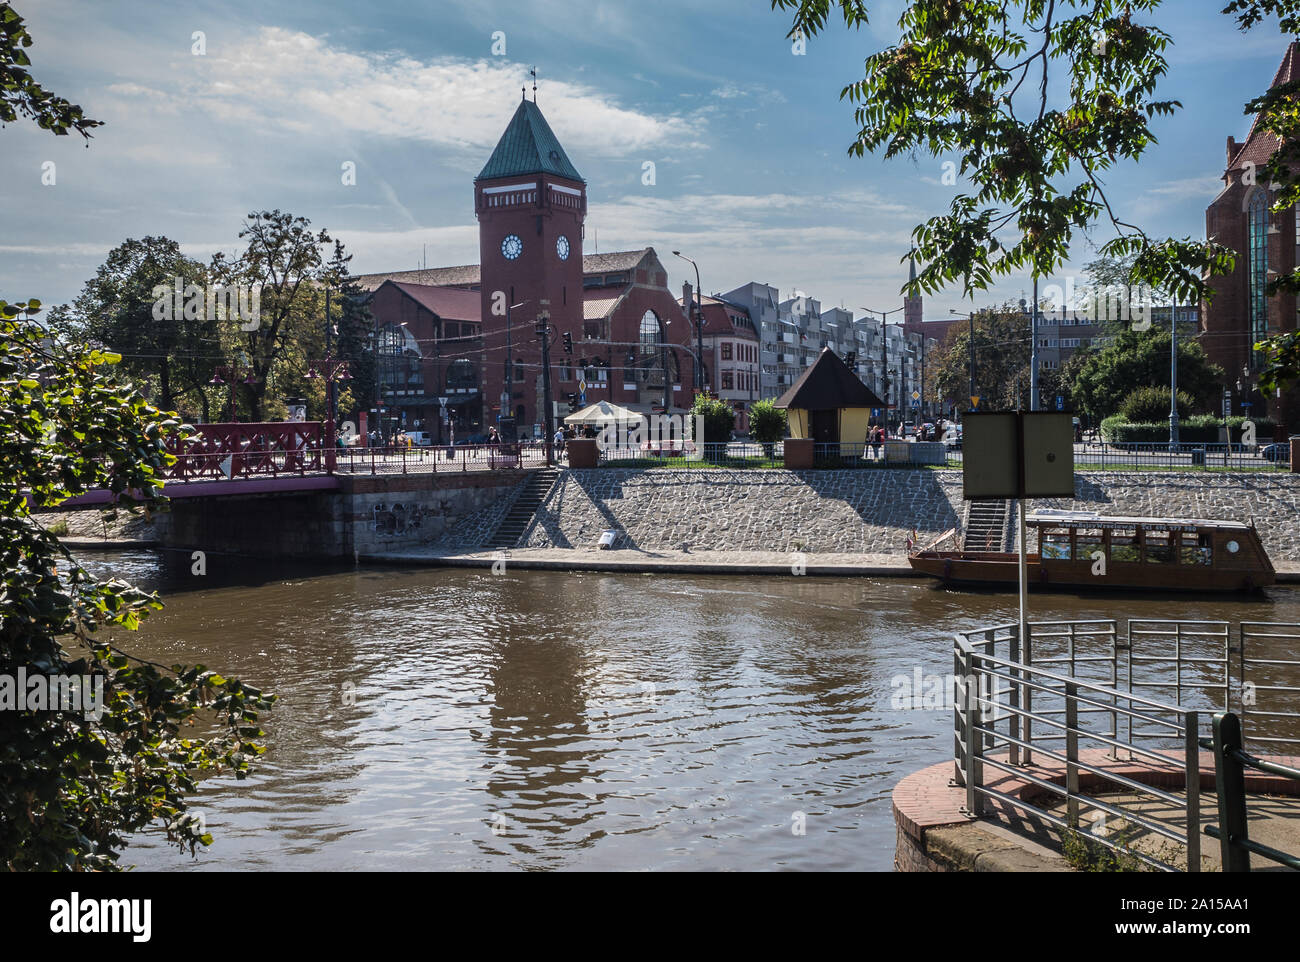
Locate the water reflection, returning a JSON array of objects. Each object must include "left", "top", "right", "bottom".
[{"left": 74, "top": 549, "right": 1300, "bottom": 871}]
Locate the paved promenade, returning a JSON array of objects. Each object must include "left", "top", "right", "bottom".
[{"left": 364, "top": 545, "right": 1300, "bottom": 580}]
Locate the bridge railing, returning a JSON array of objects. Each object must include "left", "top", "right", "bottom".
[{"left": 164, "top": 422, "right": 323, "bottom": 479}]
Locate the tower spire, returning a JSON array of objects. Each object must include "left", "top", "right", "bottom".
[{"left": 530, "top": 65, "right": 537, "bottom": 102}]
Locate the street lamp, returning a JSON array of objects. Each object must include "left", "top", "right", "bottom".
[
  {"left": 862, "top": 305, "right": 906, "bottom": 430},
  {"left": 950, "top": 309, "right": 975, "bottom": 412},
  {"left": 672, "top": 250, "right": 706, "bottom": 391}
]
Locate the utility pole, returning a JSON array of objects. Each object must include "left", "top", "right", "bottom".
[
  {"left": 1169, "top": 297, "right": 1180, "bottom": 452},
  {"left": 1029, "top": 278, "right": 1040, "bottom": 411},
  {"left": 536, "top": 301, "right": 554, "bottom": 464}
]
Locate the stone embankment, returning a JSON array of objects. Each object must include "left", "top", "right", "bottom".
[{"left": 518, "top": 469, "right": 1300, "bottom": 563}]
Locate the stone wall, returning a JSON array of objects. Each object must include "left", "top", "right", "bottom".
[
  {"left": 521, "top": 469, "right": 965, "bottom": 554},
  {"left": 155, "top": 471, "right": 527, "bottom": 560},
  {"left": 517, "top": 469, "right": 1300, "bottom": 562}
]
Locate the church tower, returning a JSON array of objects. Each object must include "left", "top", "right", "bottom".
[
  {"left": 475, "top": 94, "right": 587, "bottom": 433},
  {"left": 903, "top": 250, "right": 924, "bottom": 336}
]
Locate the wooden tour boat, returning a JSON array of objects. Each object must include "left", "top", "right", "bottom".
[{"left": 908, "top": 511, "right": 1275, "bottom": 592}]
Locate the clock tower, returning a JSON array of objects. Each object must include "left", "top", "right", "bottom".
[{"left": 475, "top": 95, "right": 587, "bottom": 433}]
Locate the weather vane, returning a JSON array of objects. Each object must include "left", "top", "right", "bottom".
[{"left": 530, "top": 65, "right": 537, "bottom": 102}]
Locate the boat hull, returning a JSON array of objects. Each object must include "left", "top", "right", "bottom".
[{"left": 908, "top": 551, "right": 1272, "bottom": 593}]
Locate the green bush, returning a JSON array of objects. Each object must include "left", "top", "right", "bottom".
[
  {"left": 690, "top": 393, "right": 736, "bottom": 443},
  {"left": 1101, "top": 414, "right": 1277, "bottom": 446},
  {"left": 1118, "top": 386, "right": 1194, "bottom": 423},
  {"left": 748, "top": 399, "right": 787, "bottom": 449}
]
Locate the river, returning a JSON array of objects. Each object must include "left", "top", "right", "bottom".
[{"left": 78, "top": 549, "right": 1300, "bottom": 871}]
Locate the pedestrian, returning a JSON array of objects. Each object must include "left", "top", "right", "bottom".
[{"left": 553, "top": 426, "right": 565, "bottom": 461}]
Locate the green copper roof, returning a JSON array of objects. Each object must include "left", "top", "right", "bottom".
[{"left": 477, "top": 98, "right": 584, "bottom": 183}]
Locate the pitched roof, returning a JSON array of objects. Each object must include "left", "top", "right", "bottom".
[
  {"left": 353, "top": 265, "right": 481, "bottom": 292},
  {"left": 477, "top": 98, "right": 584, "bottom": 183},
  {"left": 582, "top": 249, "right": 649, "bottom": 273},
  {"left": 1228, "top": 41, "right": 1300, "bottom": 172},
  {"left": 774, "top": 348, "right": 885, "bottom": 410},
  {"left": 387, "top": 282, "right": 481, "bottom": 322},
  {"left": 352, "top": 250, "right": 654, "bottom": 293}
]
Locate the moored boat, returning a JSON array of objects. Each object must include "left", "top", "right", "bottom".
[{"left": 908, "top": 511, "right": 1275, "bottom": 592}]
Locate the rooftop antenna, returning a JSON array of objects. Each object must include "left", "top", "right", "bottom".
[{"left": 530, "top": 65, "right": 537, "bottom": 102}]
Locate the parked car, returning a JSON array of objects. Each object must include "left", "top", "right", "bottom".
[
  {"left": 1262, "top": 436, "right": 1298, "bottom": 462},
  {"left": 404, "top": 431, "right": 435, "bottom": 447}
]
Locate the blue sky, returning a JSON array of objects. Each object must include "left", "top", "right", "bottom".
[{"left": 1, "top": 0, "right": 1293, "bottom": 317}]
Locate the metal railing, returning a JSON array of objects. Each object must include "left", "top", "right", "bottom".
[
  {"left": 596, "top": 441, "right": 783, "bottom": 468},
  {"left": 953, "top": 619, "right": 1300, "bottom": 872},
  {"left": 955, "top": 623, "right": 1203, "bottom": 872},
  {"left": 1204, "top": 711, "right": 1300, "bottom": 872},
  {"left": 1078, "top": 440, "right": 1290, "bottom": 472},
  {"left": 330, "top": 442, "right": 551, "bottom": 475},
  {"left": 1239, "top": 622, "right": 1300, "bottom": 748}
]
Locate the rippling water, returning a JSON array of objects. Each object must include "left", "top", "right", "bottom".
[{"left": 77, "top": 549, "right": 1300, "bottom": 871}]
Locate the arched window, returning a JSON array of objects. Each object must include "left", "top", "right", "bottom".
[
  {"left": 640, "top": 310, "right": 660, "bottom": 355},
  {"left": 1248, "top": 190, "right": 1270, "bottom": 370}
]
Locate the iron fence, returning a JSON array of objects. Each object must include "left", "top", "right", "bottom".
[
  {"left": 330, "top": 442, "right": 551, "bottom": 475},
  {"left": 953, "top": 619, "right": 1300, "bottom": 872},
  {"left": 1077, "top": 440, "right": 1290, "bottom": 472}
]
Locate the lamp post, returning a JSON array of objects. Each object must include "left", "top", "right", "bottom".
[
  {"left": 307, "top": 356, "right": 351, "bottom": 472},
  {"left": 862, "top": 305, "right": 906, "bottom": 431},
  {"left": 1169, "top": 298, "right": 1180, "bottom": 452},
  {"left": 672, "top": 250, "right": 705, "bottom": 391},
  {"left": 535, "top": 301, "right": 554, "bottom": 464},
  {"left": 209, "top": 352, "right": 258, "bottom": 422}
]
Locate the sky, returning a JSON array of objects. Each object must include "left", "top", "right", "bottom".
[{"left": 1, "top": 0, "right": 1295, "bottom": 318}]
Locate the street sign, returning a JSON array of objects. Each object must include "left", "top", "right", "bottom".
[
  {"left": 970, "top": 395, "right": 980, "bottom": 410},
  {"left": 1223, "top": 390, "right": 1232, "bottom": 419},
  {"left": 1055, "top": 395, "right": 1064, "bottom": 411},
  {"left": 579, "top": 391, "right": 587, "bottom": 406},
  {"left": 578, "top": 378, "right": 588, "bottom": 394},
  {"left": 438, "top": 396, "right": 448, "bottom": 408},
  {"left": 911, "top": 391, "right": 920, "bottom": 401},
  {"left": 911, "top": 398, "right": 920, "bottom": 408}
]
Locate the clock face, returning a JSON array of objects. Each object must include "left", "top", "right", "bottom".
[
  {"left": 556, "top": 235, "right": 570, "bottom": 260},
  {"left": 501, "top": 234, "right": 523, "bottom": 260}
]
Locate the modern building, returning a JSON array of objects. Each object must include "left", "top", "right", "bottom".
[
  {"left": 719, "top": 282, "right": 782, "bottom": 399},
  {"left": 1203, "top": 40, "right": 1300, "bottom": 430}
]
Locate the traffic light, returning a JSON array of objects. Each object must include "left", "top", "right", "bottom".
[
  {"left": 567, "top": 392, "right": 578, "bottom": 412},
  {"left": 562, "top": 331, "right": 573, "bottom": 355}
]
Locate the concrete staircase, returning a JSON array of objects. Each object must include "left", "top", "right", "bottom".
[
  {"left": 485, "top": 468, "right": 560, "bottom": 549},
  {"left": 963, "top": 500, "right": 1010, "bottom": 552}
]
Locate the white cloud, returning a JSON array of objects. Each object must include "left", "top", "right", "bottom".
[{"left": 101, "top": 27, "right": 700, "bottom": 159}]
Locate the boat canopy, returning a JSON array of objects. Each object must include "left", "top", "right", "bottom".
[{"left": 1026, "top": 512, "right": 1251, "bottom": 532}]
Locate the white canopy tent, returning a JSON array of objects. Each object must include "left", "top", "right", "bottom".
[{"left": 563, "top": 400, "right": 647, "bottom": 427}]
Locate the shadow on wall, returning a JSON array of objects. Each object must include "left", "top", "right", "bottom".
[{"left": 796, "top": 470, "right": 963, "bottom": 541}]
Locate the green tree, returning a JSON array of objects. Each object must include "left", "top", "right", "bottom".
[
  {"left": 928, "top": 305, "right": 1032, "bottom": 411},
  {"left": 0, "top": 300, "right": 274, "bottom": 870},
  {"left": 1068, "top": 328, "right": 1223, "bottom": 422},
  {"left": 691, "top": 393, "right": 736, "bottom": 442},
  {"left": 748, "top": 398, "right": 788, "bottom": 454},
  {"left": 1, "top": 3, "right": 102, "bottom": 138},
  {"left": 51, "top": 237, "right": 221, "bottom": 420},
  {"left": 211, "top": 210, "right": 339, "bottom": 420},
  {"left": 774, "top": 0, "right": 1235, "bottom": 304}
]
